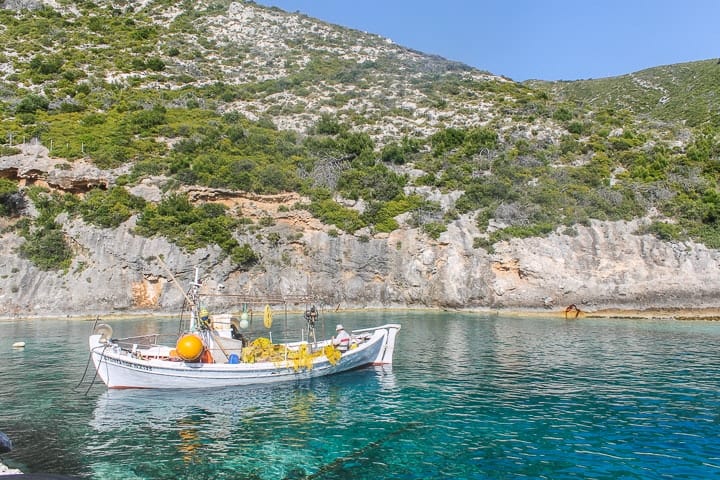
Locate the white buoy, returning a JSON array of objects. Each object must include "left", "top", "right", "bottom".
[{"left": 12, "top": 342, "right": 25, "bottom": 348}]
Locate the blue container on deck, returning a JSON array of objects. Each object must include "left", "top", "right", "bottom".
[{"left": 228, "top": 353, "right": 239, "bottom": 364}]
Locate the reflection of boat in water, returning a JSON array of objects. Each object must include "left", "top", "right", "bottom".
[
  {"left": 88, "top": 384, "right": 320, "bottom": 471},
  {"left": 91, "top": 366, "right": 397, "bottom": 433},
  {"left": 88, "top": 366, "right": 399, "bottom": 476},
  {"left": 90, "top": 385, "right": 288, "bottom": 432},
  {"left": 89, "top": 269, "right": 401, "bottom": 389}
]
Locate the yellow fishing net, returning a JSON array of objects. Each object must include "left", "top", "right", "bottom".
[
  {"left": 240, "top": 337, "right": 342, "bottom": 370},
  {"left": 323, "top": 344, "right": 342, "bottom": 365},
  {"left": 288, "top": 343, "right": 313, "bottom": 371}
]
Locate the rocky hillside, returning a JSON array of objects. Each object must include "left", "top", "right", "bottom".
[
  {"left": 532, "top": 59, "right": 720, "bottom": 128},
  {"left": 1, "top": 0, "right": 719, "bottom": 317}
]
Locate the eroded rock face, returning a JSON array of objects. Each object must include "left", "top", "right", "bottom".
[
  {"left": 1, "top": 213, "right": 719, "bottom": 317},
  {"left": 488, "top": 219, "right": 720, "bottom": 310},
  {"left": 0, "top": 144, "right": 126, "bottom": 193}
]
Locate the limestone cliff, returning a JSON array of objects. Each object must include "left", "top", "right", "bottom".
[{"left": 1, "top": 204, "right": 718, "bottom": 318}]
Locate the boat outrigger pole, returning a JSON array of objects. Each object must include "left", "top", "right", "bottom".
[{"left": 157, "top": 258, "right": 202, "bottom": 331}]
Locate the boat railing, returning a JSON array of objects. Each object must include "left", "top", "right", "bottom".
[
  {"left": 115, "top": 334, "right": 172, "bottom": 351},
  {"left": 351, "top": 323, "right": 401, "bottom": 334}
]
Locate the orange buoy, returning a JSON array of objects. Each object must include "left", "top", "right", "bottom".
[{"left": 176, "top": 334, "right": 204, "bottom": 361}]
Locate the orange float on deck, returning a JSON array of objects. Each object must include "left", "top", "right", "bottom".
[
  {"left": 176, "top": 334, "right": 204, "bottom": 361},
  {"left": 200, "top": 349, "right": 214, "bottom": 364}
]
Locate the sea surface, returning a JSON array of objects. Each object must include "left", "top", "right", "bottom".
[{"left": 1, "top": 311, "right": 720, "bottom": 479}]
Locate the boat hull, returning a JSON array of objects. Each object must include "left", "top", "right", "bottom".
[{"left": 90, "top": 324, "right": 400, "bottom": 389}]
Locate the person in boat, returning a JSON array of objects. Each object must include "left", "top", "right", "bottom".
[
  {"left": 333, "top": 324, "right": 351, "bottom": 353},
  {"left": 230, "top": 323, "right": 248, "bottom": 347}
]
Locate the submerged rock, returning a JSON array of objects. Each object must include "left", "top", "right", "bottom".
[{"left": 0, "top": 431, "right": 12, "bottom": 453}]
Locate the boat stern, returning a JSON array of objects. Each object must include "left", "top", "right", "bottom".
[{"left": 352, "top": 324, "right": 401, "bottom": 365}]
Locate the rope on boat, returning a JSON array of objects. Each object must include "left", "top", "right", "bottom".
[
  {"left": 84, "top": 344, "right": 107, "bottom": 396},
  {"left": 75, "top": 316, "right": 103, "bottom": 395},
  {"left": 74, "top": 349, "right": 95, "bottom": 392}
]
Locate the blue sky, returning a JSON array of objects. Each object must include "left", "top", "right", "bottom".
[{"left": 254, "top": 0, "right": 720, "bottom": 81}]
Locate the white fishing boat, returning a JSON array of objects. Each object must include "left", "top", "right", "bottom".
[{"left": 88, "top": 269, "right": 401, "bottom": 389}]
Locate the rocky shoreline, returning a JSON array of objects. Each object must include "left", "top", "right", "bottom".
[
  {"left": 459, "top": 307, "right": 720, "bottom": 321},
  {"left": 3, "top": 306, "right": 720, "bottom": 323}
]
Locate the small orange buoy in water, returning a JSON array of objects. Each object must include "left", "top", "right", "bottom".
[
  {"left": 176, "top": 335, "right": 204, "bottom": 361},
  {"left": 564, "top": 304, "right": 582, "bottom": 319}
]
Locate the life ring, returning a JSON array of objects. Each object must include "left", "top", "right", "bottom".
[{"left": 263, "top": 304, "right": 272, "bottom": 329}]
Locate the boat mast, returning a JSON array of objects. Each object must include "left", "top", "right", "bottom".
[{"left": 189, "top": 267, "right": 201, "bottom": 331}]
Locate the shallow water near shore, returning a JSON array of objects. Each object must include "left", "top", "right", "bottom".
[{"left": 1, "top": 311, "right": 720, "bottom": 479}]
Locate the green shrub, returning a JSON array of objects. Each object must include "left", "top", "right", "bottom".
[
  {"left": 430, "top": 127, "right": 465, "bottom": 156},
  {"left": 145, "top": 57, "right": 166, "bottom": 71},
  {"left": 308, "top": 197, "right": 365, "bottom": 233},
  {"left": 29, "top": 54, "right": 64, "bottom": 75},
  {"left": 18, "top": 226, "right": 72, "bottom": 271},
  {"left": 0, "top": 178, "right": 20, "bottom": 216},
  {"left": 128, "top": 105, "right": 167, "bottom": 132},
  {"left": 463, "top": 127, "right": 498, "bottom": 153},
  {"left": 422, "top": 222, "right": 447, "bottom": 240},
  {"left": 473, "top": 236, "right": 495, "bottom": 253},
  {"left": 552, "top": 107, "right": 573, "bottom": 122},
  {"left": 230, "top": 243, "right": 260, "bottom": 270},
  {"left": 455, "top": 177, "right": 516, "bottom": 213},
  {"left": 337, "top": 164, "right": 406, "bottom": 202},
  {"left": 135, "top": 194, "right": 262, "bottom": 266},
  {"left": 362, "top": 195, "right": 422, "bottom": 233},
  {"left": 314, "top": 114, "right": 343, "bottom": 135},
  {"left": 338, "top": 131, "right": 374, "bottom": 156},
  {"left": 380, "top": 143, "right": 405, "bottom": 165},
  {"left": 0, "top": 145, "right": 21, "bottom": 156},
  {"left": 136, "top": 194, "right": 224, "bottom": 250},
  {"left": 489, "top": 222, "right": 555, "bottom": 244},
  {"left": 567, "top": 121, "right": 585, "bottom": 135},
  {"left": 16, "top": 94, "right": 49, "bottom": 113},
  {"left": 25, "top": 187, "right": 79, "bottom": 224},
  {"left": 641, "top": 221, "right": 682, "bottom": 241},
  {"left": 16, "top": 188, "right": 76, "bottom": 270},
  {"left": 79, "top": 187, "right": 146, "bottom": 228}
]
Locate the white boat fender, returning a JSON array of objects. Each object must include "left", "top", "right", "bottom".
[{"left": 12, "top": 341, "right": 25, "bottom": 349}]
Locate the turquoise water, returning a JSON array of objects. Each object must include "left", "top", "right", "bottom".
[{"left": 1, "top": 312, "right": 720, "bottom": 479}]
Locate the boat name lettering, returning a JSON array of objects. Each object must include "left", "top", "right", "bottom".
[{"left": 107, "top": 356, "right": 153, "bottom": 371}]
